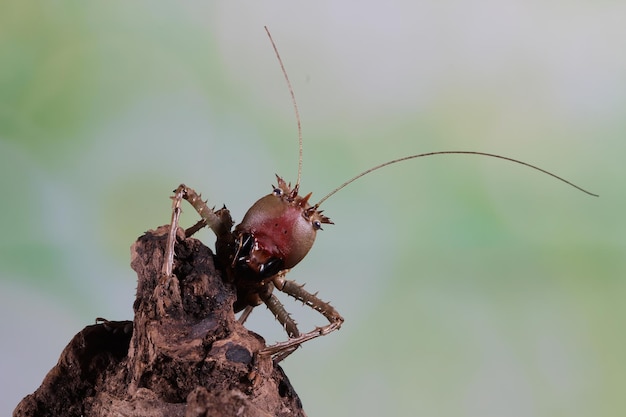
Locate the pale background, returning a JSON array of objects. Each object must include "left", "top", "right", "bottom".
[{"left": 1, "top": 2, "right": 623, "bottom": 416}]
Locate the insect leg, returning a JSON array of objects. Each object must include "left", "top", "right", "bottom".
[
  {"left": 184, "top": 218, "right": 207, "bottom": 237},
  {"left": 260, "top": 275, "right": 344, "bottom": 360},
  {"left": 161, "top": 186, "right": 185, "bottom": 280},
  {"left": 261, "top": 289, "right": 301, "bottom": 339},
  {"left": 174, "top": 184, "right": 234, "bottom": 241},
  {"left": 237, "top": 305, "right": 255, "bottom": 325},
  {"left": 173, "top": 184, "right": 236, "bottom": 261},
  {"left": 259, "top": 283, "right": 302, "bottom": 362}
]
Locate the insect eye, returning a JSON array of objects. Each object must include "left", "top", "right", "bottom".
[
  {"left": 312, "top": 220, "right": 322, "bottom": 231},
  {"left": 273, "top": 188, "right": 283, "bottom": 196}
]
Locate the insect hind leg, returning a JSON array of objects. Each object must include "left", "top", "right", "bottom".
[{"left": 260, "top": 274, "right": 344, "bottom": 361}]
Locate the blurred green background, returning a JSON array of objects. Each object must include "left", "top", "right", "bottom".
[{"left": 1, "top": 2, "right": 623, "bottom": 416}]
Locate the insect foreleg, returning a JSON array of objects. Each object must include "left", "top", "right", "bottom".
[
  {"left": 260, "top": 275, "right": 344, "bottom": 361},
  {"left": 162, "top": 185, "right": 236, "bottom": 285},
  {"left": 171, "top": 184, "right": 236, "bottom": 266},
  {"left": 175, "top": 184, "right": 234, "bottom": 240},
  {"left": 162, "top": 186, "right": 185, "bottom": 280}
]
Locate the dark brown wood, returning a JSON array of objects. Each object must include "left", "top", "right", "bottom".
[{"left": 14, "top": 226, "right": 305, "bottom": 417}]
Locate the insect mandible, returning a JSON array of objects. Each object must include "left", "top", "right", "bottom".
[{"left": 161, "top": 27, "right": 597, "bottom": 362}]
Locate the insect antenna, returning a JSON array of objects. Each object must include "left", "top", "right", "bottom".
[
  {"left": 262, "top": 30, "right": 597, "bottom": 208},
  {"left": 314, "top": 151, "right": 598, "bottom": 208},
  {"left": 265, "top": 26, "right": 303, "bottom": 194}
]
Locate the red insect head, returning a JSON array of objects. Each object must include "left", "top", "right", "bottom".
[{"left": 233, "top": 175, "right": 332, "bottom": 278}]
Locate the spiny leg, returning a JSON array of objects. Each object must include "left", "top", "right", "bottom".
[
  {"left": 259, "top": 285, "right": 301, "bottom": 362},
  {"left": 262, "top": 290, "right": 300, "bottom": 339},
  {"left": 174, "top": 184, "right": 235, "bottom": 263},
  {"left": 161, "top": 186, "right": 185, "bottom": 281},
  {"left": 163, "top": 184, "right": 233, "bottom": 281},
  {"left": 260, "top": 275, "right": 344, "bottom": 361},
  {"left": 177, "top": 184, "right": 233, "bottom": 240}
]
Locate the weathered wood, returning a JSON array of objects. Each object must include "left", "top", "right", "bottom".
[{"left": 14, "top": 226, "right": 305, "bottom": 417}]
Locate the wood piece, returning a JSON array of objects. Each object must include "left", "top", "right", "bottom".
[{"left": 14, "top": 226, "right": 305, "bottom": 417}]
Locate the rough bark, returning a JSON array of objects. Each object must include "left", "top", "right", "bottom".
[{"left": 14, "top": 226, "right": 305, "bottom": 417}]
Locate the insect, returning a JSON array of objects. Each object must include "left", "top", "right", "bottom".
[{"left": 160, "top": 27, "right": 597, "bottom": 362}]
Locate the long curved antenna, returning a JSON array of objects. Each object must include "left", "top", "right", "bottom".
[
  {"left": 265, "top": 26, "right": 303, "bottom": 191},
  {"left": 315, "top": 151, "right": 598, "bottom": 207}
]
